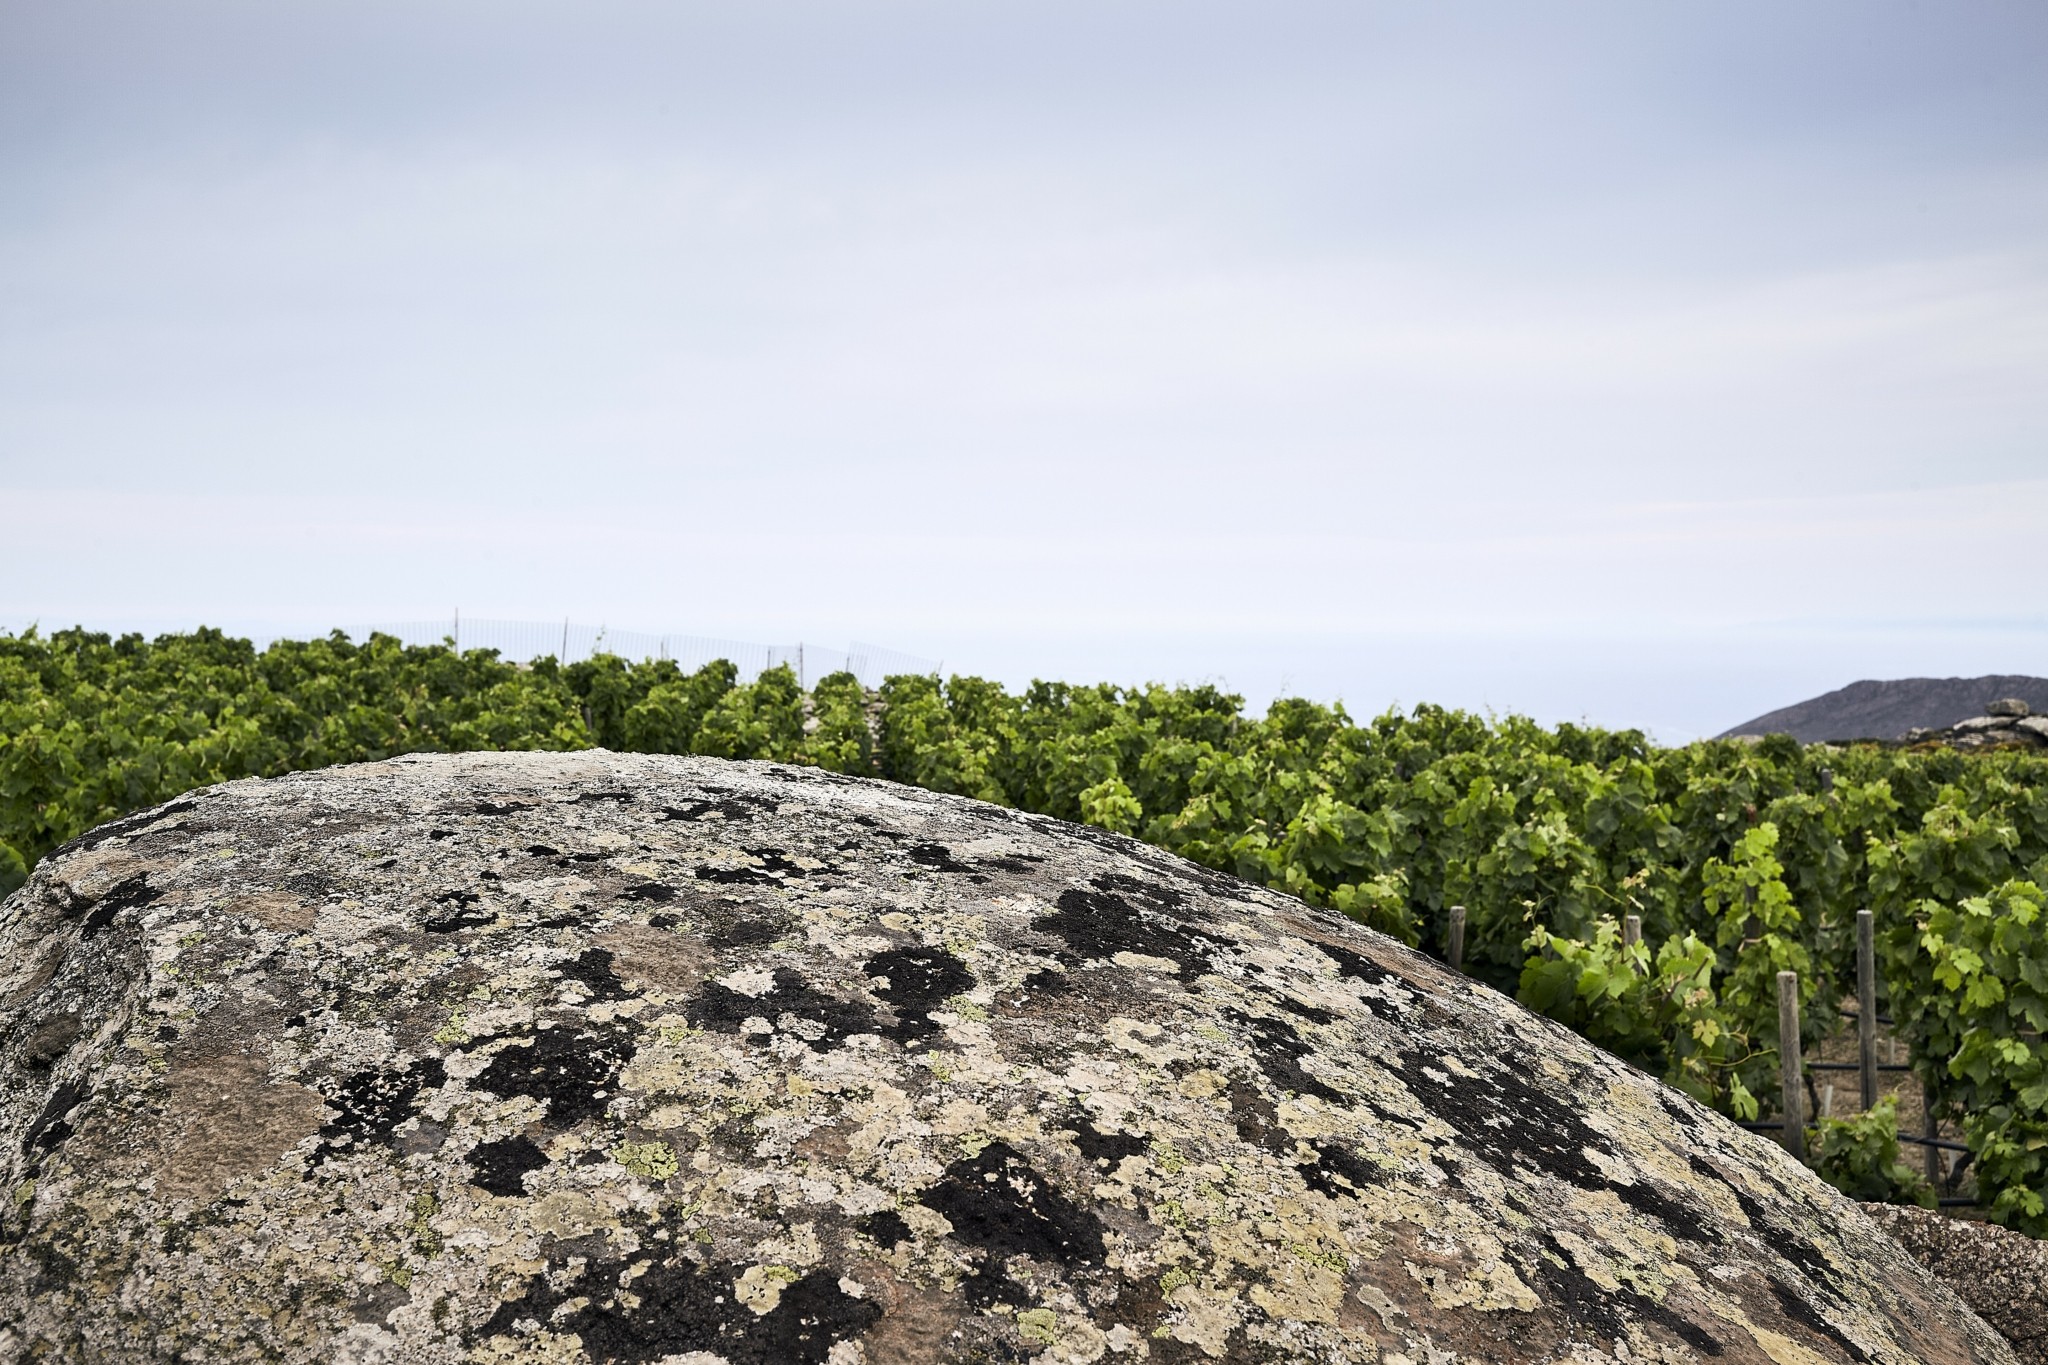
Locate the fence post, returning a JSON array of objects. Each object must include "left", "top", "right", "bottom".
[
  {"left": 1924, "top": 1091, "right": 1940, "bottom": 1185},
  {"left": 1819, "top": 766, "right": 1834, "bottom": 797},
  {"left": 1856, "top": 910, "right": 1878, "bottom": 1111},
  {"left": 1622, "top": 913, "right": 1642, "bottom": 952},
  {"left": 1778, "top": 970, "right": 1804, "bottom": 1161},
  {"left": 1446, "top": 905, "right": 1466, "bottom": 973}
]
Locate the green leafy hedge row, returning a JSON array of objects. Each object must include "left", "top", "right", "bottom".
[{"left": 5, "top": 627, "right": 2047, "bottom": 1230}]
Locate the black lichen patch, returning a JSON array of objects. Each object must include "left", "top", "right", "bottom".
[
  {"left": 619, "top": 882, "right": 677, "bottom": 903},
  {"left": 465, "top": 1135, "right": 550, "bottom": 1197},
  {"left": 1311, "top": 939, "right": 1399, "bottom": 988},
  {"left": 1638, "top": 1299, "right": 1727, "bottom": 1357},
  {"left": 906, "top": 842, "right": 974, "bottom": 874},
  {"left": 692, "top": 847, "right": 832, "bottom": 887},
  {"left": 474, "top": 801, "right": 533, "bottom": 817},
  {"left": 1029, "top": 874, "right": 1220, "bottom": 980},
  {"left": 863, "top": 946, "right": 974, "bottom": 1041},
  {"left": 859, "top": 1209, "right": 912, "bottom": 1248},
  {"left": 425, "top": 889, "right": 494, "bottom": 933},
  {"left": 1763, "top": 1276, "right": 1869, "bottom": 1363},
  {"left": 1067, "top": 1114, "right": 1147, "bottom": 1170},
  {"left": 21, "top": 1079, "right": 89, "bottom": 1156},
  {"left": 687, "top": 970, "right": 878, "bottom": 1051},
  {"left": 1527, "top": 1231, "right": 1725, "bottom": 1357},
  {"left": 1700, "top": 1168, "right": 1851, "bottom": 1303},
  {"left": 479, "top": 1257, "right": 880, "bottom": 1365},
  {"left": 317, "top": 1058, "right": 448, "bottom": 1159},
  {"left": 1394, "top": 1047, "right": 1713, "bottom": 1245},
  {"left": 1295, "top": 1138, "right": 1379, "bottom": 1200},
  {"left": 658, "top": 790, "right": 779, "bottom": 823},
  {"left": 46, "top": 797, "right": 198, "bottom": 859},
  {"left": 1389, "top": 1047, "right": 1609, "bottom": 1190},
  {"left": 1383, "top": 1048, "right": 1758, "bottom": 1343},
  {"left": 1094, "top": 871, "right": 1193, "bottom": 914},
  {"left": 693, "top": 852, "right": 789, "bottom": 886},
  {"left": 570, "top": 790, "right": 634, "bottom": 805},
  {"left": 77, "top": 874, "right": 162, "bottom": 938},
  {"left": 556, "top": 947, "right": 633, "bottom": 1002},
  {"left": 1744, "top": 1186, "right": 1831, "bottom": 1275},
  {"left": 1273, "top": 995, "right": 1336, "bottom": 1025},
  {"left": 994, "top": 968, "right": 1076, "bottom": 1012},
  {"left": 695, "top": 865, "right": 778, "bottom": 887},
  {"left": 980, "top": 852, "right": 1047, "bottom": 874},
  {"left": 1224, "top": 1009, "right": 1345, "bottom": 1104},
  {"left": 921, "top": 1140, "right": 1107, "bottom": 1300},
  {"left": 470, "top": 1020, "right": 634, "bottom": 1128}
]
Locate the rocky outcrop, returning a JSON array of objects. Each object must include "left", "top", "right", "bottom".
[
  {"left": 1860, "top": 1204, "right": 2048, "bottom": 1365},
  {"left": 1906, "top": 699, "right": 2048, "bottom": 751},
  {"left": 1720, "top": 675, "right": 2048, "bottom": 743},
  {"left": 0, "top": 752, "right": 2016, "bottom": 1363}
]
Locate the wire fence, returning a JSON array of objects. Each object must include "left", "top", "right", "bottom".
[{"left": 349, "top": 617, "right": 941, "bottom": 689}]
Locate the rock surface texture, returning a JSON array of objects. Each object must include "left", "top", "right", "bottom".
[
  {"left": 0, "top": 752, "right": 2015, "bottom": 1364},
  {"left": 1859, "top": 1205, "right": 2047, "bottom": 1365}
]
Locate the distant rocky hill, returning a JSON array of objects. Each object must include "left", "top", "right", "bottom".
[{"left": 1720, "top": 675, "right": 2048, "bottom": 742}]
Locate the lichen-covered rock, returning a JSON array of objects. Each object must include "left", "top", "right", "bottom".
[
  {"left": 1860, "top": 1204, "right": 2046, "bottom": 1365},
  {"left": 0, "top": 752, "right": 2013, "bottom": 1364}
]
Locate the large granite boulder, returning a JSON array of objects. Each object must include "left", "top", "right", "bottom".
[{"left": 0, "top": 752, "right": 2014, "bottom": 1364}]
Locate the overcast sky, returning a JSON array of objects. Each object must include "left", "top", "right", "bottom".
[{"left": 2, "top": 1, "right": 2044, "bottom": 738}]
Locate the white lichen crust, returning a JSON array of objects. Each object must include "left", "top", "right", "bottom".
[{"left": 0, "top": 752, "right": 2014, "bottom": 1364}]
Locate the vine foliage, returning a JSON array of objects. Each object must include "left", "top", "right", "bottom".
[{"left": 5, "top": 627, "right": 2046, "bottom": 1231}]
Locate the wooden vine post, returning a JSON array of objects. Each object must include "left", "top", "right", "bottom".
[
  {"left": 1856, "top": 910, "right": 1878, "bottom": 1111},
  {"left": 1778, "top": 970, "right": 1804, "bottom": 1161},
  {"left": 1446, "top": 905, "right": 1466, "bottom": 973},
  {"left": 1926, "top": 1096, "right": 1941, "bottom": 1184}
]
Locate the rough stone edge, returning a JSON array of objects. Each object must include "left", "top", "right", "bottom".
[{"left": 1859, "top": 1204, "right": 2048, "bottom": 1364}]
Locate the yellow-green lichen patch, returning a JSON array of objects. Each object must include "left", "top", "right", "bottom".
[{"left": 610, "top": 1141, "right": 678, "bottom": 1181}]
